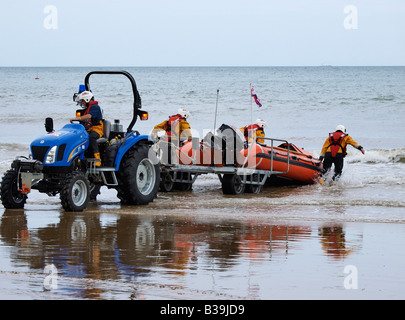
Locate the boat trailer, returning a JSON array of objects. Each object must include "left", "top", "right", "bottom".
[{"left": 158, "top": 137, "right": 291, "bottom": 195}]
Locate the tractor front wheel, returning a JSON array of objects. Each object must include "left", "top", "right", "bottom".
[
  {"left": 0, "top": 170, "right": 27, "bottom": 209},
  {"left": 60, "top": 171, "right": 90, "bottom": 212}
]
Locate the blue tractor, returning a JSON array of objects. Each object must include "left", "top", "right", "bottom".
[{"left": 0, "top": 71, "right": 160, "bottom": 211}]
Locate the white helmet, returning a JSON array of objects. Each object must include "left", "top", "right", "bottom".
[
  {"left": 336, "top": 125, "right": 346, "bottom": 133},
  {"left": 75, "top": 91, "right": 94, "bottom": 104},
  {"left": 255, "top": 118, "right": 266, "bottom": 128},
  {"left": 178, "top": 107, "right": 190, "bottom": 119}
]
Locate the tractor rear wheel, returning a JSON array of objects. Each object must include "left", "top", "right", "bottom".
[{"left": 116, "top": 145, "right": 160, "bottom": 205}]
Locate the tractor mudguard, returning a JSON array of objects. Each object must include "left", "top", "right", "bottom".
[{"left": 113, "top": 133, "right": 152, "bottom": 170}]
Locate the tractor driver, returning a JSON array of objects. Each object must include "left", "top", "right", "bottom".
[{"left": 70, "top": 91, "right": 103, "bottom": 166}]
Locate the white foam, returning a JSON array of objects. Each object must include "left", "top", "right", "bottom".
[{"left": 346, "top": 148, "right": 405, "bottom": 164}]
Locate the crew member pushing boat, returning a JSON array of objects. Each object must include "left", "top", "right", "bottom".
[{"left": 319, "top": 125, "right": 365, "bottom": 180}]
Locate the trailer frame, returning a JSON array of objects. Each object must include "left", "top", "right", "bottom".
[{"left": 158, "top": 137, "right": 291, "bottom": 194}]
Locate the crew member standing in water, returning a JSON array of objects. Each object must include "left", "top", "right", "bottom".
[
  {"left": 70, "top": 91, "right": 104, "bottom": 166},
  {"left": 319, "top": 125, "right": 365, "bottom": 180},
  {"left": 240, "top": 119, "right": 266, "bottom": 144}
]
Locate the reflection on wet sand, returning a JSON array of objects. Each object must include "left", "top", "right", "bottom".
[
  {"left": 0, "top": 209, "right": 359, "bottom": 299},
  {"left": 318, "top": 225, "right": 356, "bottom": 260}
]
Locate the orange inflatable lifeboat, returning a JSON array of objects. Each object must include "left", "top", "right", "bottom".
[
  {"left": 241, "top": 142, "right": 323, "bottom": 184},
  {"left": 161, "top": 124, "right": 322, "bottom": 185}
]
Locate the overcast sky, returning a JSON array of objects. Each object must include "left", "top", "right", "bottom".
[{"left": 0, "top": 0, "right": 404, "bottom": 66}]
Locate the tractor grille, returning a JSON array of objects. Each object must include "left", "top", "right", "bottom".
[
  {"left": 57, "top": 144, "right": 66, "bottom": 161},
  {"left": 31, "top": 146, "right": 50, "bottom": 162}
]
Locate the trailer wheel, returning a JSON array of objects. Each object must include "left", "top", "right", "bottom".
[
  {"left": 221, "top": 174, "right": 245, "bottom": 195},
  {"left": 174, "top": 172, "right": 193, "bottom": 191},
  {"left": 60, "top": 171, "right": 90, "bottom": 212},
  {"left": 0, "top": 170, "right": 27, "bottom": 209},
  {"left": 175, "top": 182, "right": 192, "bottom": 191},
  {"left": 245, "top": 184, "right": 263, "bottom": 194},
  {"left": 116, "top": 145, "right": 160, "bottom": 205},
  {"left": 159, "top": 172, "right": 174, "bottom": 192},
  {"left": 245, "top": 174, "right": 264, "bottom": 194}
]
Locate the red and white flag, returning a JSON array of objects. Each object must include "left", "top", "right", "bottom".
[{"left": 251, "top": 87, "right": 262, "bottom": 108}]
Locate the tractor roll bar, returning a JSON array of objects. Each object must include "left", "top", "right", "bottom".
[{"left": 84, "top": 70, "right": 142, "bottom": 133}]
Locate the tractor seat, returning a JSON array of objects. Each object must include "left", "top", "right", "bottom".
[{"left": 97, "top": 120, "right": 111, "bottom": 144}]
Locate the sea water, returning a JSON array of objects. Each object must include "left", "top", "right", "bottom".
[
  {"left": 1, "top": 67, "right": 405, "bottom": 299},
  {"left": 1, "top": 66, "right": 404, "bottom": 221}
]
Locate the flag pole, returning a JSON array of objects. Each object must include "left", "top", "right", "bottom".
[
  {"left": 250, "top": 83, "right": 253, "bottom": 125},
  {"left": 214, "top": 89, "right": 219, "bottom": 131}
]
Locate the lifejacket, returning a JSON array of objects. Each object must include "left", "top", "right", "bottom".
[
  {"left": 243, "top": 124, "right": 260, "bottom": 140},
  {"left": 166, "top": 114, "right": 185, "bottom": 137},
  {"left": 82, "top": 101, "right": 101, "bottom": 130},
  {"left": 328, "top": 131, "right": 348, "bottom": 157}
]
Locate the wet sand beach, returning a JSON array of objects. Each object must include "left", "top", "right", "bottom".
[{"left": 1, "top": 183, "right": 405, "bottom": 300}]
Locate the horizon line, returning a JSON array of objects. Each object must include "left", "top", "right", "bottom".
[{"left": 1, "top": 65, "right": 404, "bottom": 68}]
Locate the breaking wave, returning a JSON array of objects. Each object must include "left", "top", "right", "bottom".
[
  {"left": 346, "top": 148, "right": 405, "bottom": 164},
  {"left": 0, "top": 142, "right": 29, "bottom": 154}
]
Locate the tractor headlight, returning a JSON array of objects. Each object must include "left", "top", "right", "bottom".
[{"left": 45, "top": 146, "right": 57, "bottom": 164}]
